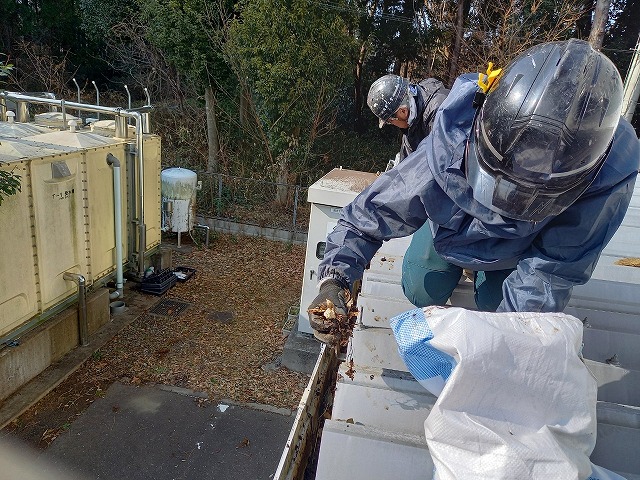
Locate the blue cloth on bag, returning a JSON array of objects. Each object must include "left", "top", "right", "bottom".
[{"left": 390, "top": 308, "right": 456, "bottom": 386}]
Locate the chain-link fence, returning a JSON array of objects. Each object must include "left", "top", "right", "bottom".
[{"left": 196, "top": 173, "right": 310, "bottom": 232}]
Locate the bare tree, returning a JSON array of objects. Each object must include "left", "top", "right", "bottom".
[
  {"left": 446, "top": 0, "right": 584, "bottom": 75},
  {"left": 204, "top": 85, "right": 220, "bottom": 173},
  {"left": 448, "top": 0, "right": 472, "bottom": 87},
  {"left": 588, "top": 0, "right": 612, "bottom": 49},
  {"left": 8, "top": 41, "right": 73, "bottom": 95}
]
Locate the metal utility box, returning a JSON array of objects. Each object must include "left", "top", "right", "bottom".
[{"left": 298, "top": 168, "right": 378, "bottom": 334}]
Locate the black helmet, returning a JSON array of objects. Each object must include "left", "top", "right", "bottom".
[
  {"left": 466, "top": 39, "right": 623, "bottom": 222},
  {"left": 367, "top": 74, "right": 409, "bottom": 128}
]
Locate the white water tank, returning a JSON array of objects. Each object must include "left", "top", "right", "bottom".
[{"left": 161, "top": 167, "right": 198, "bottom": 233}]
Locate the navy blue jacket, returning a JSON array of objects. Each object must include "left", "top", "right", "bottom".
[
  {"left": 399, "top": 78, "right": 450, "bottom": 160},
  {"left": 319, "top": 74, "right": 640, "bottom": 312}
]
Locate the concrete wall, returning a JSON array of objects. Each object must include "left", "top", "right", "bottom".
[
  {"left": 195, "top": 216, "right": 308, "bottom": 245},
  {"left": 0, "top": 288, "right": 110, "bottom": 402}
]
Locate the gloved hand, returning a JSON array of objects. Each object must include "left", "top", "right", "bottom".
[{"left": 308, "top": 279, "right": 349, "bottom": 345}]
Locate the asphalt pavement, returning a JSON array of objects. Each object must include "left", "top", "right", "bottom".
[{"left": 2, "top": 382, "right": 294, "bottom": 480}]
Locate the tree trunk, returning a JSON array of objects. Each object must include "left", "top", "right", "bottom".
[
  {"left": 588, "top": 0, "right": 612, "bottom": 50},
  {"left": 204, "top": 85, "right": 219, "bottom": 173},
  {"left": 275, "top": 154, "right": 289, "bottom": 204},
  {"left": 447, "top": 0, "right": 471, "bottom": 87},
  {"left": 353, "top": 0, "right": 379, "bottom": 132},
  {"left": 239, "top": 86, "right": 250, "bottom": 127},
  {"left": 354, "top": 41, "right": 368, "bottom": 133}
]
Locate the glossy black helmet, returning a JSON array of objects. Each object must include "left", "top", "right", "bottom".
[
  {"left": 466, "top": 39, "right": 623, "bottom": 221},
  {"left": 367, "top": 74, "right": 409, "bottom": 128}
]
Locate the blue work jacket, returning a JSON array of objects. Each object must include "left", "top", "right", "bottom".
[{"left": 319, "top": 74, "right": 640, "bottom": 312}]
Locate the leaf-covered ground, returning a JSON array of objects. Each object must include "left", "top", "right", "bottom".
[{"left": 5, "top": 233, "right": 309, "bottom": 448}]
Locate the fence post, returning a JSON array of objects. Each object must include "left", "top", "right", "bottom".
[
  {"left": 217, "top": 174, "right": 223, "bottom": 215},
  {"left": 292, "top": 185, "right": 299, "bottom": 233}
]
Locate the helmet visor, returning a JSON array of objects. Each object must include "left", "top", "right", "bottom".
[{"left": 466, "top": 121, "right": 602, "bottom": 222}]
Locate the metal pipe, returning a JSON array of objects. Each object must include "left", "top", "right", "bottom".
[
  {"left": 0, "top": 92, "right": 152, "bottom": 116},
  {"left": 194, "top": 224, "right": 211, "bottom": 247},
  {"left": 16, "top": 101, "right": 28, "bottom": 122},
  {"left": 143, "top": 88, "right": 152, "bottom": 133},
  {"left": 107, "top": 154, "right": 124, "bottom": 299},
  {"left": 124, "top": 85, "right": 131, "bottom": 125},
  {"left": 292, "top": 185, "right": 299, "bottom": 232},
  {"left": 72, "top": 78, "right": 81, "bottom": 119},
  {"left": 130, "top": 110, "right": 146, "bottom": 278},
  {"left": 124, "top": 85, "right": 131, "bottom": 110},
  {"left": 92, "top": 81, "right": 100, "bottom": 120},
  {"left": 622, "top": 34, "right": 640, "bottom": 122},
  {"left": 60, "top": 99, "right": 67, "bottom": 131},
  {"left": 114, "top": 115, "right": 128, "bottom": 139},
  {"left": 63, "top": 272, "right": 88, "bottom": 346}
]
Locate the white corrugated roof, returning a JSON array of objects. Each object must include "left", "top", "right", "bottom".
[{"left": 312, "top": 171, "right": 640, "bottom": 480}]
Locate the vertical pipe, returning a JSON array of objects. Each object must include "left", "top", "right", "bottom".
[
  {"left": 72, "top": 78, "right": 81, "bottom": 119},
  {"left": 124, "top": 85, "right": 132, "bottom": 125},
  {"left": 60, "top": 99, "right": 67, "bottom": 131},
  {"left": 217, "top": 175, "right": 223, "bottom": 214},
  {"left": 63, "top": 272, "right": 88, "bottom": 346},
  {"left": 107, "top": 154, "right": 124, "bottom": 298},
  {"left": 114, "top": 115, "right": 128, "bottom": 139},
  {"left": 141, "top": 113, "right": 151, "bottom": 134},
  {"left": 292, "top": 185, "right": 299, "bottom": 232},
  {"left": 194, "top": 224, "right": 210, "bottom": 247},
  {"left": 133, "top": 112, "right": 146, "bottom": 278},
  {"left": 143, "top": 87, "right": 152, "bottom": 133},
  {"left": 124, "top": 85, "right": 131, "bottom": 110},
  {"left": 16, "top": 101, "right": 28, "bottom": 122},
  {"left": 92, "top": 81, "right": 100, "bottom": 120}
]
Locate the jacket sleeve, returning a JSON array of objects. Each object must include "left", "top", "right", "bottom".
[
  {"left": 317, "top": 147, "right": 436, "bottom": 289},
  {"left": 498, "top": 121, "right": 640, "bottom": 313}
]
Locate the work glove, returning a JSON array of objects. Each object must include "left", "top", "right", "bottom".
[{"left": 308, "top": 279, "right": 349, "bottom": 346}]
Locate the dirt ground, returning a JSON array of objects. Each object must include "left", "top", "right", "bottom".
[{"left": 4, "top": 232, "right": 309, "bottom": 449}]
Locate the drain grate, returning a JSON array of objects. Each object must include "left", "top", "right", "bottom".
[{"left": 149, "top": 299, "right": 190, "bottom": 318}]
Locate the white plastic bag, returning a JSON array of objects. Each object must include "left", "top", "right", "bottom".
[{"left": 390, "top": 306, "right": 624, "bottom": 480}]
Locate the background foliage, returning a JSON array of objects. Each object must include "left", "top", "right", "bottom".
[{"left": 1, "top": 0, "right": 638, "bottom": 192}]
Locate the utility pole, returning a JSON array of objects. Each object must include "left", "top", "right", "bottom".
[{"left": 622, "top": 34, "right": 640, "bottom": 123}]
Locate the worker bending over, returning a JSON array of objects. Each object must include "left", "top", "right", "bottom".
[{"left": 309, "top": 39, "right": 640, "bottom": 344}]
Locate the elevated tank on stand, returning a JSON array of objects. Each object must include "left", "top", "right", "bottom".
[{"left": 161, "top": 167, "right": 198, "bottom": 247}]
